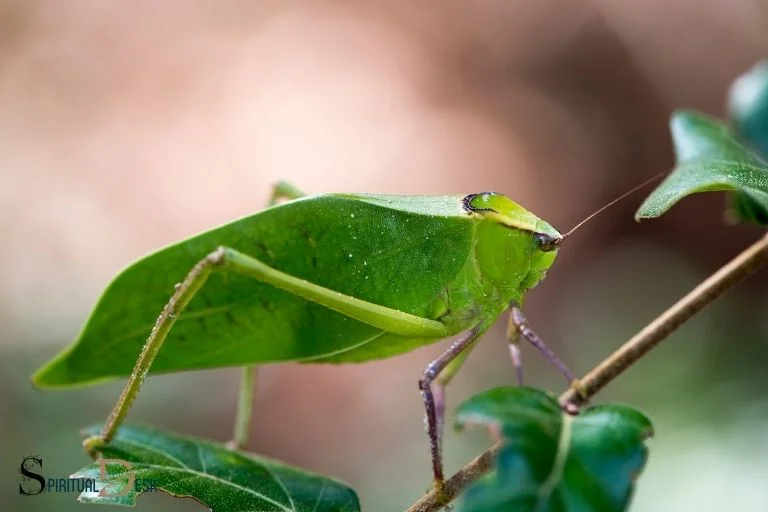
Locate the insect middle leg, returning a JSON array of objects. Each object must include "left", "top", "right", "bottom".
[{"left": 418, "top": 324, "right": 488, "bottom": 497}]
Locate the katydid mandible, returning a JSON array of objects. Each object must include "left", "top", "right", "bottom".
[{"left": 33, "top": 179, "right": 655, "bottom": 496}]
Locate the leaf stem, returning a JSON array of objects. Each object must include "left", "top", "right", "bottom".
[{"left": 406, "top": 232, "right": 768, "bottom": 512}]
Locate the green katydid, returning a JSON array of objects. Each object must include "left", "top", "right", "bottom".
[{"left": 32, "top": 178, "right": 656, "bottom": 497}]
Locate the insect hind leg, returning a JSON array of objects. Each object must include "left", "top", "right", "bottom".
[
  {"left": 83, "top": 248, "right": 228, "bottom": 456},
  {"left": 84, "top": 244, "right": 448, "bottom": 457}
]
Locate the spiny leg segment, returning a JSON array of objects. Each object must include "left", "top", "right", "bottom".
[
  {"left": 505, "top": 314, "right": 525, "bottom": 386},
  {"left": 418, "top": 325, "right": 488, "bottom": 496},
  {"left": 418, "top": 304, "right": 581, "bottom": 496},
  {"left": 83, "top": 250, "right": 221, "bottom": 455},
  {"left": 508, "top": 303, "right": 586, "bottom": 412},
  {"left": 508, "top": 304, "right": 575, "bottom": 384}
]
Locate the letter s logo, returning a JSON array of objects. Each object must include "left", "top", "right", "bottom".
[{"left": 19, "top": 456, "right": 45, "bottom": 496}]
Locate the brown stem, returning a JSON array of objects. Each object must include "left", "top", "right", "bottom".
[{"left": 406, "top": 233, "right": 768, "bottom": 512}]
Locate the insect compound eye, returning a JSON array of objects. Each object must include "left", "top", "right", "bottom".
[{"left": 535, "top": 233, "right": 559, "bottom": 252}]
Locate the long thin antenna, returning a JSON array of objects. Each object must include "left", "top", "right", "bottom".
[{"left": 557, "top": 172, "right": 666, "bottom": 244}]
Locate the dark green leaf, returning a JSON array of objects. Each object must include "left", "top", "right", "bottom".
[
  {"left": 635, "top": 110, "right": 768, "bottom": 225},
  {"left": 72, "top": 424, "right": 360, "bottom": 511},
  {"left": 729, "top": 60, "right": 768, "bottom": 159},
  {"left": 455, "top": 387, "right": 653, "bottom": 512}
]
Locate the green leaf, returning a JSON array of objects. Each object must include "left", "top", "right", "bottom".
[
  {"left": 729, "top": 60, "right": 768, "bottom": 159},
  {"left": 635, "top": 110, "right": 768, "bottom": 225},
  {"left": 72, "top": 424, "right": 360, "bottom": 511},
  {"left": 454, "top": 387, "right": 653, "bottom": 512}
]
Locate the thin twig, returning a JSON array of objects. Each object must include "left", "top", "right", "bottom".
[{"left": 406, "top": 233, "right": 768, "bottom": 512}]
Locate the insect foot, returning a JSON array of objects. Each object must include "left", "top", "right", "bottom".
[
  {"left": 225, "top": 439, "right": 245, "bottom": 451},
  {"left": 82, "top": 435, "right": 106, "bottom": 458},
  {"left": 562, "top": 378, "right": 590, "bottom": 416},
  {"left": 431, "top": 478, "right": 449, "bottom": 507},
  {"left": 563, "top": 402, "right": 581, "bottom": 416},
  {"left": 569, "top": 378, "right": 588, "bottom": 400}
]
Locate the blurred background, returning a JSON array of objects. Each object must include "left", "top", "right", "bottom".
[{"left": 3, "top": 1, "right": 768, "bottom": 510}]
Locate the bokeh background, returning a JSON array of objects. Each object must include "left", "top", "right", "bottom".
[{"left": 3, "top": 1, "right": 768, "bottom": 511}]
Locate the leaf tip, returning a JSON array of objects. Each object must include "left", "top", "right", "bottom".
[
  {"left": 31, "top": 344, "right": 78, "bottom": 389},
  {"left": 30, "top": 363, "right": 59, "bottom": 389}
]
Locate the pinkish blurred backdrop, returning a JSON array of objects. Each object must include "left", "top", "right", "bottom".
[{"left": 3, "top": 1, "right": 768, "bottom": 511}]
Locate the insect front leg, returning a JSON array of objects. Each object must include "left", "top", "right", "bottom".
[
  {"left": 508, "top": 304, "right": 586, "bottom": 410},
  {"left": 505, "top": 318, "right": 525, "bottom": 386},
  {"left": 418, "top": 325, "right": 488, "bottom": 498}
]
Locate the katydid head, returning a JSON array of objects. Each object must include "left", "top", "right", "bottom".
[
  {"left": 463, "top": 174, "right": 663, "bottom": 294},
  {"left": 462, "top": 192, "right": 562, "bottom": 240},
  {"left": 463, "top": 192, "right": 562, "bottom": 293}
]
